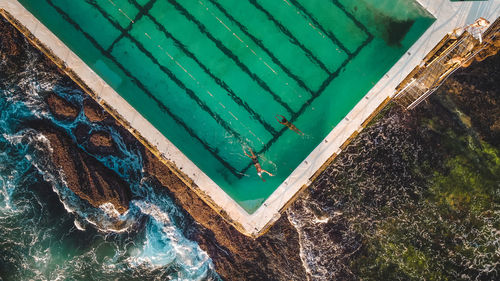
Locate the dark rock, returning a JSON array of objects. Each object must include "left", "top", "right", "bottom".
[
  {"left": 0, "top": 17, "right": 26, "bottom": 76},
  {"left": 45, "top": 92, "right": 80, "bottom": 121},
  {"left": 72, "top": 123, "right": 91, "bottom": 144},
  {"left": 442, "top": 53, "right": 500, "bottom": 146},
  {"left": 84, "top": 98, "right": 107, "bottom": 122},
  {"left": 141, "top": 149, "right": 308, "bottom": 281},
  {"left": 27, "top": 120, "right": 131, "bottom": 214}
]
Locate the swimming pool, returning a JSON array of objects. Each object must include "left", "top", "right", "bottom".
[{"left": 17, "top": 0, "right": 434, "bottom": 213}]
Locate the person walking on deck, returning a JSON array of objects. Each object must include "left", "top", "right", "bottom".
[
  {"left": 276, "top": 115, "right": 304, "bottom": 135},
  {"left": 243, "top": 148, "right": 274, "bottom": 182}
]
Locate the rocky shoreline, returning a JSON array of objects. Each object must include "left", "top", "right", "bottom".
[
  {"left": 2, "top": 15, "right": 499, "bottom": 281},
  {"left": 0, "top": 17, "right": 307, "bottom": 281}
]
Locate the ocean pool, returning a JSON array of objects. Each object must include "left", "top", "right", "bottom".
[{"left": 18, "top": 0, "right": 435, "bottom": 213}]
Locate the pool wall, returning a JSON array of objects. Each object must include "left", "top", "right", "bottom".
[{"left": 1, "top": 0, "right": 499, "bottom": 237}]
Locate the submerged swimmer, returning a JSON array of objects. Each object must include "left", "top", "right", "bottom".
[
  {"left": 276, "top": 115, "right": 304, "bottom": 135},
  {"left": 243, "top": 148, "right": 274, "bottom": 182}
]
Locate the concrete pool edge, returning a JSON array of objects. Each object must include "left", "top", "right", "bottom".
[
  {"left": 0, "top": 0, "right": 257, "bottom": 235},
  {"left": 2, "top": 0, "right": 499, "bottom": 238}
]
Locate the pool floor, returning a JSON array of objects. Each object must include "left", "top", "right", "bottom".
[{"left": 18, "top": 0, "right": 434, "bottom": 213}]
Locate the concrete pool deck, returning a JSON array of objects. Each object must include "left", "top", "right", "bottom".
[{"left": 1, "top": 0, "right": 499, "bottom": 237}]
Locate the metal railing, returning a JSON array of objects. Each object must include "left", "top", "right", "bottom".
[{"left": 394, "top": 17, "right": 499, "bottom": 110}]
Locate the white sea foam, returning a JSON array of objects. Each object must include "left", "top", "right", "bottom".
[
  {"left": 126, "top": 199, "right": 213, "bottom": 280},
  {"left": 73, "top": 219, "right": 86, "bottom": 231},
  {"left": 0, "top": 46, "right": 219, "bottom": 280}
]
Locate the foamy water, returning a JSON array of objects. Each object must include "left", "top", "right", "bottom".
[{"left": 0, "top": 45, "right": 220, "bottom": 281}]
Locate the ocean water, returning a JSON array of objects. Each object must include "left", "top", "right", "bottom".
[{"left": 0, "top": 47, "right": 220, "bottom": 281}]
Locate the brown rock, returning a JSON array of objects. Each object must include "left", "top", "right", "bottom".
[
  {"left": 142, "top": 149, "right": 307, "bottom": 281},
  {"left": 84, "top": 98, "right": 107, "bottom": 122},
  {"left": 88, "top": 131, "right": 118, "bottom": 155},
  {"left": 0, "top": 19, "right": 21, "bottom": 57},
  {"left": 72, "top": 124, "right": 119, "bottom": 156},
  {"left": 0, "top": 17, "right": 26, "bottom": 75},
  {"left": 45, "top": 92, "right": 80, "bottom": 121},
  {"left": 28, "top": 120, "right": 131, "bottom": 214},
  {"left": 90, "top": 131, "right": 114, "bottom": 147}
]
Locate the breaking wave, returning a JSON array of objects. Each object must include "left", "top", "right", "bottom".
[{"left": 0, "top": 40, "right": 219, "bottom": 281}]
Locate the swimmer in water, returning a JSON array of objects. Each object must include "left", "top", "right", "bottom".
[
  {"left": 243, "top": 147, "right": 274, "bottom": 182},
  {"left": 276, "top": 115, "right": 304, "bottom": 135}
]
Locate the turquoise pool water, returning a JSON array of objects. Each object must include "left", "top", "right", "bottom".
[{"left": 18, "top": 0, "right": 434, "bottom": 213}]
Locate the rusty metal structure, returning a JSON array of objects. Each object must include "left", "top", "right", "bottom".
[{"left": 395, "top": 17, "right": 500, "bottom": 109}]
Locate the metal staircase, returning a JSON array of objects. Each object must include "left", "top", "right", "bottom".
[{"left": 394, "top": 17, "right": 499, "bottom": 110}]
